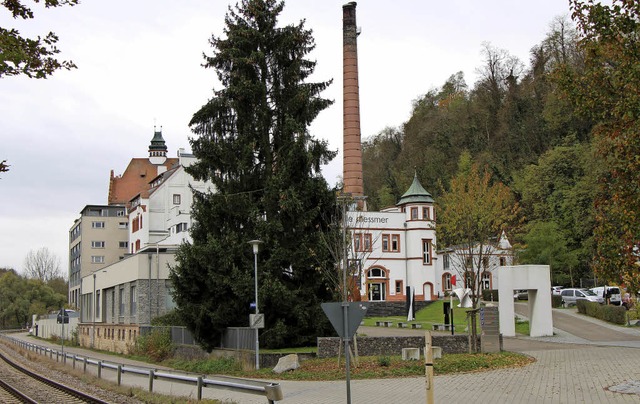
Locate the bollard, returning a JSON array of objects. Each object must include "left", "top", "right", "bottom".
[
  {"left": 83, "top": 357, "right": 87, "bottom": 373},
  {"left": 98, "top": 361, "right": 102, "bottom": 379},
  {"left": 73, "top": 355, "right": 76, "bottom": 369},
  {"left": 117, "top": 365, "right": 122, "bottom": 386},
  {"left": 148, "top": 370, "right": 155, "bottom": 392},
  {"left": 197, "top": 376, "right": 203, "bottom": 401}
]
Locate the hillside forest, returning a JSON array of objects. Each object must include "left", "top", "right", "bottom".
[{"left": 361, "top": 1, "right": 640, "bottom": 291}]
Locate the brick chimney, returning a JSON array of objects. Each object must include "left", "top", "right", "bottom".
[{"left": 342, "top": 2, "right": 364, "bottom": 197}]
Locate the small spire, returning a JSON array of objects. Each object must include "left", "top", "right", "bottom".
[{"left": 149, "top": 125, "right": 168, "bottom": 165}]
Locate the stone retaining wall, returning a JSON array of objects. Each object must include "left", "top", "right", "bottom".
[
  {"left": 364, "top": 301, "right": 433, "bottom": 317},
  {"left": 317, "top": 335, "right": 479, "bottom": 358}
]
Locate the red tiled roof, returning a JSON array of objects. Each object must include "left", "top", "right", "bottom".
[{"left": 108, "top": 158, "right": 178, "bottom": 205}]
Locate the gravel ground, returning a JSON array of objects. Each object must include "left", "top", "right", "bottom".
[{"left": 0, "top": 340, "right": 145, "bottom": 404}]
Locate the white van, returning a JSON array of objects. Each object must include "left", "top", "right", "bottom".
[{"left": 589, "top": 286, "right": 622, "bottom": 305}]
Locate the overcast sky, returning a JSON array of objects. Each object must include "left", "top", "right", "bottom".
[{"left": 0, "top": 0, "right": 573, "bottom": 275}]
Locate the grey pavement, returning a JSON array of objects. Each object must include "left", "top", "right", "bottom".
[{"left": 7, "top": 306, "right": 640, "bottom": 403}]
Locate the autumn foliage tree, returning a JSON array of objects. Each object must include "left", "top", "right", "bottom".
[
  {"left": 438, "top": 151, "right": 520, "bottom": 308},
  {"left": 558, "top": 0, "right": 640, "bottom": 291}
]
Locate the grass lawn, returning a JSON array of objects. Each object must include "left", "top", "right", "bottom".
[{"left": 361, "top": 299, "right": 480, "bottom": 332}]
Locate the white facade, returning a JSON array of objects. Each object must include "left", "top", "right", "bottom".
[
  {"left": 129, "top": 152, "right": 212, "bottom": 254},
  {"left": 349, "top": 175, "right": 438, "bottom": 302},
  {"left": 350, "top": 175, "right": 513, "bottom": 303},
  {"left": 80, "top": 149, "right": 212, "bottom": 327}
]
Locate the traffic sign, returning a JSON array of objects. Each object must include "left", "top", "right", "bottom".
[
  {"left": 321, "top": 302, "right": 369, "bottom": 338},
  {"left": 250, "top": 313, "right": 265, "bottom": 329}
]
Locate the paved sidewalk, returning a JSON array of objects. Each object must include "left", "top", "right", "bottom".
[{"left": 7, "top": 306, "right": 640, "bottom": 403}]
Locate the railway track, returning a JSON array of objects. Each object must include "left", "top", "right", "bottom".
[{"left": 0, "top": 350, "right": 109, "bottom": 403}]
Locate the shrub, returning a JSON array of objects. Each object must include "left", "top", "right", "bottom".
[
  {"left": 482, "top": 289, "right": 499, "bottom": 302},
  {"left": 377, "top": 356, "right": 391, "bottom": 367},
  {"left": 135, "top": 329, "right": 174, "bottom": 362},
  {"left": 551, "top": 295, "right": 563, "bottom": 308},
  {"left": 577, "top": 300, "right": 627, "bottom": 325}
]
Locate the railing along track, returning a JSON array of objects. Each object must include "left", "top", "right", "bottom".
[{"left": 0, "top": 350, "right": 108, "bottom": 404}]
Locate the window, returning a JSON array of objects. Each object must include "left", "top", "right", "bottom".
[
  {"left": 465, "top": 257, "right": 473, "bottom": 269},
  {"left": 118, "top": 222, "right": 128, "bottom": 229},
  {"left": 482, "top": 257, "right": 489, "bottom": 269},
  {"left": 91, "top": 241, "right": 105, "bottom": 248},
  {"left": 422, "top": 239, "right": 432, "bottom": 265},
  {"left": 117, "top": 210, "right": 125, "bottom": 217},
  {"left": 499, "top": 257, "right": 507, "bottom": 266},
  {"left": 92, "top": 221, "right": 105, "bottom": 229},
  {"left": 443, "top": 273, "right": 452, "bottom": 291},
  {"left": 382, "top": 235, "right": 390, "bottom": 251},
  {"left": 119, "top": 241, "right": 128, "bottom": 249},
  {"left": 96, "top": 290, "right": 101, "bottom": 316},
  {"left": 443, "top": 254, "right": 450, "bottom": 271},
  {"left": 411, "top": 207, "right": 418, "bottom": 220},
  {"left": 481, "top": 272, "right": 491, "bottom": 290},
  {"left": 173, "top": 194, "right": 181, "bottom": 205},
  {"left": 176, "top": 222, "right": 188, "bottom": 233},
  {"left": 119, "top": 288, "right": 125, "bottom": 315},
  {"left": 395, "top": 280, "right": 403, "bottom": 294},
  {"left": 423, "top": 207, "right": 430, "bottom": 220},
  {"left": 91, "top": 256, "right": 104, "bottom": 264},
  {"left": 130, "top": 286, "right": 137, "bottom": 314},
  {"left": 354, "top": 233, "right": 372, "bottom": 252},
  {"left": 363, "top": 234, "right": 372, "bottom": 251},
  {"left": 368, "top": 267, "right": 385, "bottom": 278},
  {"left": 391, "top": 235, "right": 400, "bottom": 252}
]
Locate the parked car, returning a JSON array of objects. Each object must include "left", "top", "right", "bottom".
[
  {"left": 514, "top": 290, "right": 528, "bottom": 300},
  {"left": 590, "top": 286, "right": 622, "bottom": 306},
  {"left": 560, "top": 288, "right": 604, "bottom": 306},
  {"left": 551, "top": 286, "right": 564, "bottom": 296}
]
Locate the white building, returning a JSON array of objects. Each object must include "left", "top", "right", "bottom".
[
  {"left": 348, "top": 174, "right": 437, "bottom": 302},
  {"left": 128, "top": 151, "right": 208, "bottom": 253},
  {"left": 74, "top": 131, "right": 212, "bottom": 351},
  {"left": 349, "top": 174, "right": 513, "bottom": 302}
]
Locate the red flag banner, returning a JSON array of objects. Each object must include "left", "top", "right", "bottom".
[{"left": 451, "top": 275, "right": 456, "bottom": 289}]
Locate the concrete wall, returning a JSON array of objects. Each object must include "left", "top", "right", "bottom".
[{"left": 34, "top": 317, "right": 78, "bottom": 340}]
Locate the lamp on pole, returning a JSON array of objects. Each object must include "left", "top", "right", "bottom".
[{"left": 248, "top": 239, "right": 263, "bottom": 370}]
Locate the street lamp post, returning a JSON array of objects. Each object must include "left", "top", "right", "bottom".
[{"left": 248, "top": 239, "right": 263, "bottom": 370}]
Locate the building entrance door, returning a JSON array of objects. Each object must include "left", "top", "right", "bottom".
[{"left": 368, "top": 282, "right": 386, "bottom": 301}]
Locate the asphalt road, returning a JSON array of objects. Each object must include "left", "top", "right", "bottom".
[{"left": 514, "top": 302, "right": 640, "bottom": 343}]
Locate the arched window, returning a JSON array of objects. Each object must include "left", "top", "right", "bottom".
[
  {"left": 442, "top": 273, "right": 452, "bottom": 291},
  {"left": 367, "top": 267, "right": 387, "bottom": 301},
  {"left": 368, "top": 267, "right": 386, "bottom": 278}
]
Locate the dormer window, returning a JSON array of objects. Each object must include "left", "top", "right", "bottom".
[{"left": 423, "top": 207, "right": 430, "bottom": 220}]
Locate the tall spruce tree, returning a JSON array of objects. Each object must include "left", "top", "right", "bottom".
[{"left": 170, "top": 0, "right": 338, "bottom": 351}]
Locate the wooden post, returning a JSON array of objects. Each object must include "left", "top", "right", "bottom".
[{"left": 425, "top": 331, "right": 434, "bottom": 404}]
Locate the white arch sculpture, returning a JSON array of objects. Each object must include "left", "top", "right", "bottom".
[{"left": 498, "top": 265, "right": 553, "bottom": 337}]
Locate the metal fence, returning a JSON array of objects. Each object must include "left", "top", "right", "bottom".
[
  {"left": 221, "top": 327, "right": 255, "bottom": 350},
  {"left": 139, "top": 326, "right": 197, "bottom": 346},
  {"left": 0, "top": 333, "right": 282, "bottom": 403},
  {"left": 140, "top": 326, "right": 255, "bottom": 350}
]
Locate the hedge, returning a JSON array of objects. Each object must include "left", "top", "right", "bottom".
[{"left": 576, "top": 300, "right": 627, "bottom": 325}]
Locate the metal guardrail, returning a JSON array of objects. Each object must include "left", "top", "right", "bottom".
[{"left": 0, "top": 334, "right": 283, "bottom": 403}]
